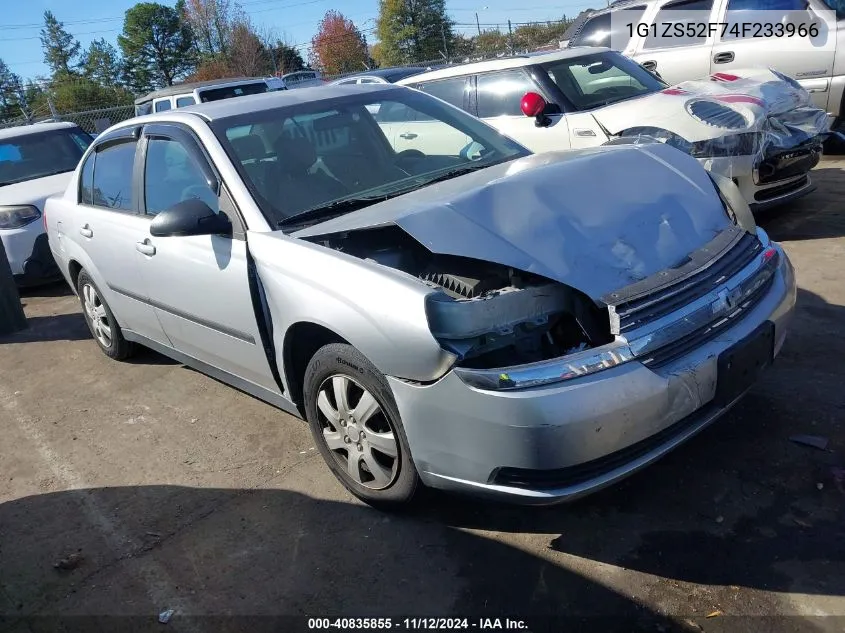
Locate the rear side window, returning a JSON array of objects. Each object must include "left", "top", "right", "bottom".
[
  {"left": 570, "top": 7, "right": 646, "bottom": 50},
  {"left": 91, "top": 141, "right": 136, "bottom": 211},
  {"left": 476, "top": 70, "right": 539, "bottom": 118},
  {"left": 644, "top": 0, "right": 715, "bottom": 49},
  {"left": 199, "top": 82, "right": 268, "bottom": 102},
  {"left": 413, "top": 78, "right": 468, "bottom": 110},
  {"left": 176, "top": 96, "right": 196, "bottom": 107}
]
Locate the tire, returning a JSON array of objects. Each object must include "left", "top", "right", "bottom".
[
  {"left": 303, "top": 343, "right": 419, "bottom": 508},
  {"left": 77, "top": 270, "right": 136, "bottom": 361}
]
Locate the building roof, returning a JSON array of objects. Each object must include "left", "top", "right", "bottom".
[
  {"left": 134, "top": 77, "right": 269, "bottom": 105},
  {"left": 395, "top": 47, "right": 611, "bottom": 84},
  {"left": 0, "top": 121, "right": 77, "bottom": 141}
]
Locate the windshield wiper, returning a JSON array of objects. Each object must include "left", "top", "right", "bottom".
[
  {"left": 416, "top": 162, "right": 489, "bottom": 188},
  {"left": 277, "top": 195, "right": 390, "bottom": 229}
]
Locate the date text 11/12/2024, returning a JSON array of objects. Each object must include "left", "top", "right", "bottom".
[{"left": 308, "top": 618, "right": 529, "bottom": 630}]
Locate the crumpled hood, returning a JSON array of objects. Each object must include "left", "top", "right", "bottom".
[
  {"left": 294, "top": 143, "right": 735, "bottom": 300},
  {"left": 0, "top": 172, "right": 73, "bottom": 209},
  {"left": 593, "top": 68, "right": 830, "bottom": 145}
]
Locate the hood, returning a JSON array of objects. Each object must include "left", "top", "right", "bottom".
[
  {"left": 593, "top": 68, "right": 828, "bottom": 143},
  {"left": 294, "top": 143, "right": 734, "bottom": 300},
  {"left": 0, "top": 172, "right": 73, "bottom": 209}
]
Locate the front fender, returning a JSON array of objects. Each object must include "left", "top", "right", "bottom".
[{"left": 247, "top": 231, "right": 456, "bottom": 383}]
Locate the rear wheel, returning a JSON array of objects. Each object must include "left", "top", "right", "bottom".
[
  {"left": 77, "top": 271, "right": 136, "bottom": 360},
  {"left": 303, "top": 343, "right": 419, "bottom": 508}
]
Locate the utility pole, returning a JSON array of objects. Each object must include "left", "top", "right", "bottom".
[
  {"left": 508, "top": 19, "right": 514, "bottom": 55},
  {"left": 476, "top": 12, "right": 482, "bottom": 35},
  {"left": 441, "top": 22, "right": 450, "bottom": 62}
]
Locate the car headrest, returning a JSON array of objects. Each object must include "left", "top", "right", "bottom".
[
  {"left": 230, "top": 134, "right": 266, "bottom": 162},
  {"left": 273, "top": 134, "right": 317, "bottom": 173}
]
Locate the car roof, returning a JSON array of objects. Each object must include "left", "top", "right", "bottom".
[
  {"left": 134, "top": 77, "right": 269, "bottom": 105},
  {"left": 118, "top": 84, "right": 406, "bottom": 127},
  {"left": 340, "top": 67, "right": 428, "bottom": 81},
  {"left": 396, "top": 47, "right": 612, "bottom": 83},
  {"left": 0, "top": 121, "right": 77, "bottom": 140}
]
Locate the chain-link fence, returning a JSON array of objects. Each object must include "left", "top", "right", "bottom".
[{"left": 55, "top": 104, "right": 136, "bottom": 135}]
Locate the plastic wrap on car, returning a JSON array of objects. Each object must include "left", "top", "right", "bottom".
[{"left": 609, "top": 69, "right": 830, "bottom": 174}]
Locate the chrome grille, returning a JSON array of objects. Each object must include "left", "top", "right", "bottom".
[
  {"left": 609, "top": 230, "right": 762, "bottom": 335},
  {"left": 687, "top": 100, "right": 748, "bottom": 129}
]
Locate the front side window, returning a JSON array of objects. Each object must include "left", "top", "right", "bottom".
[
  {"left": 541, "top": 51, "right": 664, "bottom": 111},
  {"left": 136, "top": 102, "right": 153, "bottom": 116},
  {"left": 144, "top": 138, "right": 218, "bottom": 215},
  {"left": 213, "top": 90, "right": 528, "bottom": 228},
  {"left": 91, "top": 141, "right": 136, "bottom": 211},
  {"left": 412, "top": 77, "right": 468, "bottom": 110},
  {"left": 176, "top": 96, "right": 197, "bottom": 107},
  {"left": 154, "top": 99, "right": 172, "bottom": 112},
  {"left": 476, "top": 70, "right": 540, "bottom": 118},
  {"left": 0, "top": 127, "right": 92, "bottom": 187}
]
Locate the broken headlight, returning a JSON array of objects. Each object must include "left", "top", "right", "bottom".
[{"left": 690, "top": 133, "right": 758, "bottom": 158}]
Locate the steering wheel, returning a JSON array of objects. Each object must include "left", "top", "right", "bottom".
[{"left": 395, "top": 149, "right": 425, "bottom": 162}]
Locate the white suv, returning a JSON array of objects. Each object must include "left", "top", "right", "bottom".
[
  {"left": 399, "top": 48, "right": 830, "bottom": 211},
  {"left": 568, "top": 0, "right": 845, "bottom": 122},
  {"left": 0, "top": 122, "right": 92, "bottom": 285},
  {"left": 134, "top": 77, "right": 274, "bottom": 116}
]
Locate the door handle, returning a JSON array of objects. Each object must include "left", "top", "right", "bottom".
[
  {"left": 713, "top": 51, "right": 735, "bottom": 64},
  {"left": 135, "top": 239, "right": 156, "bottom": 256},
  {"left": 79, "top": 225, "right": 93, "bottom": 238},
  {"left": 399, "top": 132, "right": 418, "bottom": 139},
  {"left": 641, "top": 60, "right": 657, "bottom": 72}
]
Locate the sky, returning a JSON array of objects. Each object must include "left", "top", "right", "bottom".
[{"left": 0, "top": 0, "right": 597, "bottom": 81}]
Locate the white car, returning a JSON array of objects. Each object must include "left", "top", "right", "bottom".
[
  {"left": 567, "top": 0, "right": 845, "bottom": 121},
  {"left": 0, "top": 122, "right": 92, "bottom": 285},
  {"left": 398, "top": 48, "right": 831, "bottom": 211}
]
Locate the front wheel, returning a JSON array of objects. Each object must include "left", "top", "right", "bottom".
[{"left": 303, "top": 343, "right": 419, "bottom": 508}]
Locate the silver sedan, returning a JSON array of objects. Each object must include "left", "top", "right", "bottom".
[{"left": 45, "top": 84, "right": 796, "bottom": 507}]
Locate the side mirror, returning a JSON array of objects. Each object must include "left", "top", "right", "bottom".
[
  {"left": 149, "top": 199, "right": 232, "bottom": 238},
  {"left": 521, "top": 92, "right": 552, "bottom": 128}
]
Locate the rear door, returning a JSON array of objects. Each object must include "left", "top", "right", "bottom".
[
  {"left": 133, "top": 123, "right": 279, "bottom": 392},
  {"left": 73, "top": 132, "right": 169, "bottom": 345}
]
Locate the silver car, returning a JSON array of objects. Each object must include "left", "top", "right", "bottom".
[{"left": 45, "top": 84, "right": 796, "bottom": 507}]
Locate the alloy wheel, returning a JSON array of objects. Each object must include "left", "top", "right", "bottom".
[
  {"left": 315, "top": 374, "right": 399, "bottom": 490},
  {"left": 82, "top": 283, "right": 113, "bottom": 349}
]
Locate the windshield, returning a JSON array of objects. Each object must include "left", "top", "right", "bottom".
[
  {"left": 0, "top": 127, "right": 91, "bottom": 186},
  {"left": 540, "top": 51, "right": 665, "bottom": 111},
  {"left": 212, "top": 89, "right": 529, "bottom": 228},
  {"left": 199, "top": 82, "right": 269, "bottom": 103}
]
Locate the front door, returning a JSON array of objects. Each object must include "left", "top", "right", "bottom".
[{"left": 134, "top": 124, "right": 279, "bottom": 393}]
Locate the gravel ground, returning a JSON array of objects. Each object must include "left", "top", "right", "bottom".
[{"left": 1, "top": 159, "right": 843, "bottom": 633}]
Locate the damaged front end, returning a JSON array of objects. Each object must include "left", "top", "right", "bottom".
[{"left": 604, "top": 69, "right": 830, "bottom": 188}]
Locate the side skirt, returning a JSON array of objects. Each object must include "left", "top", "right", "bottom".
[{"left": 122, "top": 329, "right": 303, "bottom": 420}]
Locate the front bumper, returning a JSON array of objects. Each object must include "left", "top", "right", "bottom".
[
  {"left": 389, "top": 242, "right": 797, "bottom": 505},
  {"left": 2, "top": 224, "right": 60, "bottom": 286}
]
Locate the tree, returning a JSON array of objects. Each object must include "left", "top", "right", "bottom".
[
  {"left": 269, "top": 41, "right": 305, "bottom": 75},
  {"left": 228, "top": 20, "right": 269, "bottom": 77},
  {"left": 181, "top": 0, "right": 239, "bottom": 58},
  {"left": 81, "top": 39, "right": 124, "bottom": 88},
  {"left": 310, "top": 10, "right": 369, "bottom": 76},
  {"left": 40, "top": 11, "right": 81, "bottom": 78},
  {"left": 118, "top": 2, "right": 196, "bottom": 93},
  {"left": 513, "top": 20, "right": 572, "bottom": 52},
  {"left": 376, "top": 0, "right": 454, "bottom": 66},
  {"left": 471, "top": 30, "right": 509, "bottom": 59},
  {"left": 0, "top": 59, "right": 28, "bottom": 122}
]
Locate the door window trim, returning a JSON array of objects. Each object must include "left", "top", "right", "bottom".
[
  {"left": 77, "top": 131, "right": 143, "bottom": 214},
  {"left": 473, "top": 68, "right": 548, "bottom": 118}
]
